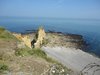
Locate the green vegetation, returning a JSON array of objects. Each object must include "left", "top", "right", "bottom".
[
  {"left": 0, "top": 63, "right": 8, "bottom": 72},
  {"left": 0, "top": 27, "right": 17, "bottom": 40},
  {"left": 0, "top": 27, "right": 70, "bottom": 74},
  {"left": 15, "top": 48, "right": 30, "bottom": 56},
  {"left": 0, "top": 27, "right": 57, "bottom": 63},
  {"left": 0, "top": 27, "right": 5, "bottom": 33},
  {"left": 28, "top": 48, "right": 47, "bottom": 57},
  {"left": 15, "top": 48, "right": 46, "bottom": 57},
  {"left": 15, "top": 48, "right": 58, "bottom": 63}
]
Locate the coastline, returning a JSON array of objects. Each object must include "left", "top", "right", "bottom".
[
  {"left": 13, "top": 30, "right": 100, "bottom": 58},
  {"left": 42, "top": 46, "right": 100, "bottom": 75},
  {"left": 1, "top": 27, "right": 100, "bottom": 75}
]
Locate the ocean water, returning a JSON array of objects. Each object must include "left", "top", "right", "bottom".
[{"left": 0, "top": 17, "right": 100, "bottom": 57}]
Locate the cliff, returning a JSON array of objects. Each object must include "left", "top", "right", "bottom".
[
  {"left": 13, "top": 27, "right": 85, "bottom": 49},
  {"left": 13, "top": 33, "right": 32, "bottom": 48},
  {"left": 13, "top": 27, "right": 46, "bottom": 49},
  {"left": 32, "top": 27, "right": 46, "bottom": 48},
  {"left": 0, "top": 27, "right": 70, "bottom": 75}
]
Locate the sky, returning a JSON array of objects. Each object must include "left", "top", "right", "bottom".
[{"left": 0, "top": 0, "right": 100, "bottom": 19}]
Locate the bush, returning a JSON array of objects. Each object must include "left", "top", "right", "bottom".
[
  {"left": 0, "top": 64, "right": 8, "bottom": 72},
  {"left": 15, "top": 48, "right": 30, "bottom": 56},
  {"left": 15, "top": 48, "right": 59, "bottom": 63},
  {"left": 15, "top": 48, "right": 47, "bottom": 57},
  {"left": 29, "top": 48, "right": 47, "bottom": 58}
]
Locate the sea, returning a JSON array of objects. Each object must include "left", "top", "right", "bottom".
[{"left": 0, "top": 17, "right": 100, "bottom": 57}]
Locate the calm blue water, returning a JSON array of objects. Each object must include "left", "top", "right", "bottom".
[{"left": 0, "top": 17, "right": 100, "bottom": 57}]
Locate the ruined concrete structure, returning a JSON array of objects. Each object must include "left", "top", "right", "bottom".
[
  {"left": 33, "top": 27, "right": 46, "bottom": 48},
  {"left": 13, "top": 27, "right": 46, "bottom": 49},
  {"left": 13, "top": 33, "right": 32, "bottom": 48},
  {"left": 13, "top": 27, "right": 85, "bottom": 49},
  {"left": 21, "top": 35, "right": 32, "bottom": 48}
]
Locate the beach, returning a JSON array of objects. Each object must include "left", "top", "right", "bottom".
[{"left": 42, "top": 46, "right": 100, "bottom": 75}]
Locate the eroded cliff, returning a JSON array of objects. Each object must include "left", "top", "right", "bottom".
[
  {"left": 13, "top": 27, "right": 85, "bottom": 49},
  {"left": 32, "top": 27, "right": 46, "bottom": 48},
  {"left": 13, "top": 27, "right": 46, "bottom": 49},
  {"left": 13, "top": 33, "right": 32, "bottom": 48}
]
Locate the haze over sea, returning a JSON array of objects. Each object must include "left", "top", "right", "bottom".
[{"left": 0, "top": 17, "right": 100, "bottom": 57}]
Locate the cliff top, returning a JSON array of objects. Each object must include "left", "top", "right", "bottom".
[{"left": 0, "top": 27, "right": 71, "bottom": 75}]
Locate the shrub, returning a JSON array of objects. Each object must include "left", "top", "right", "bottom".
[
  {"left": 15, "top": 48, "right": 59, "bottom": 63},
  {"left": 28, "top": 48, "right": 47, "bottom": 58},
  {"left": 0, "top": 64, "right": 8, "bottom": 72},
  {"left": 15, "top": 48, "right": 30, "bottom": 56}
]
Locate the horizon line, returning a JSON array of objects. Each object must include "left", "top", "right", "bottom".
[{"left": 0, "top": 16, "right": 100, "bottom": 21}]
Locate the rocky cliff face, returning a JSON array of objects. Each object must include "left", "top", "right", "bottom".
[
  {"left": 13, "top": 33, "right": 32, "bottom": 48},
  {"left": 13, "top": 28, "right": 85, "bottom": 49},
  {"left": 32, "top": 27, "right": 46, "bottom": 48},
  {"left": 13, "top": 27, "right": 46, "bottom": 49}
]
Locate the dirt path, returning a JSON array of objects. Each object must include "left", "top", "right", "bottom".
[{"left": 42, "top": 47, "right": 100, "bottom": 75}]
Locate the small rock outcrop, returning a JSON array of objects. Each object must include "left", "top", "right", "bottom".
[
  {"left": 13, "top": 33, "right": 32, "bottom": 48},
  {"left": 32, "top": 27, "right": 46, "bottom": 48},
  {"left": 21, "top": 35, "right": 32, "bottom": 48},
  {"left": 13, "top": 27, "right": 46, "bottom": 49}
]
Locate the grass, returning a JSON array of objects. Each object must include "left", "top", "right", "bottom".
[
  {"left": 0, "top": 63, "right": 8, "bottom": 72},
  {"left": 15, "top": 47, "right": 59, "bottom": 63},
  {"left": 15, "top": 48, "right": 47, "bottom": 58},
  {"left": 0, "top": 31, "right": 15, "bottom": 39},
  {"left": 0, "top": 27, "right": 71, "bottom": 74},
  {"left": 15, "top": 47, "right": 31, "bottom": 56},
  {"left": 0, "top": 27, "right": 17, "bottom": 41},
  {"left": 28, "top": 48, "right": 47, "bottom": 57},
  {"left": 0, "top": 27, "right": 55, "bottom": 63},
  {"left": 0, "top": 27, "right": 5, "bottom": 33}
]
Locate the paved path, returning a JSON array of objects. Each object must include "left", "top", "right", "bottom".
[{"left": 42, "top": 47, "right": 100, "bottom": 75}]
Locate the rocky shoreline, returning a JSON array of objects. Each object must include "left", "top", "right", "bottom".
[
  {"left": 13, "top": 30, "right": 87, "bottom": 49},
  {"left": 1, "top": 27, "right": 100, "bottom": 75},
  {"left": 44, "top": 32, "right": 86, "bottom": 49},
  {"left": 0, "top": 27, "right": 73, "bottom": 75}
]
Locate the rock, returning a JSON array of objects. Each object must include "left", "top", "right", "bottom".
[
  {"left": 13, "top": 27, "right": 46, "bottom": 49},
  {"left": 13, "top": 28, "right": 86, "bottom": 49},
  {"left": 64, "top": 34, "right": 85, "bottom": 49},
  {"left": 45, "top": 32, "right": 86, "bottom": 49},
  {"left": 13, "top": 33, "right": 32, "bottom": 48},
  {"left": 48, "top": 64, "right": 70, "bottom": 75},
  {"left": 21, "top": 35, "right": 32, "bottom": 48},
  {"left": 32, "top": 27, "right": 46, "bottom": 48}
]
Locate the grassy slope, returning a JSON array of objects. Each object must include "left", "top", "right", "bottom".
[
  {"left": 0, "top": 27, "right": 16, "bottom": 40},
  {"left": 0, "top": 27, "right": 71, "bottom": 75}
]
